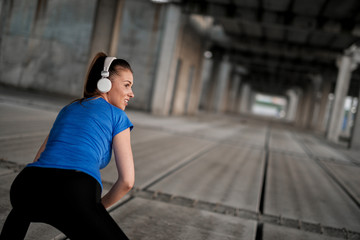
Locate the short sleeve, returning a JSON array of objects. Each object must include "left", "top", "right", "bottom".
[{"left": 112, "top": 108, "right": 133, "bottom": 137}]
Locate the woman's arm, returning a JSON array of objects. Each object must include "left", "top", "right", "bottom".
[
  {"left": 101, "top": 128, "right": 134, "bottom": 209},
  {"left": 33, "top": 134, "right": 49, "bottom": 162}
]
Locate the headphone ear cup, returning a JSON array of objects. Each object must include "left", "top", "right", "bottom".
[{"left": 97, "top": 78, "right": 112, "bottom": 93}]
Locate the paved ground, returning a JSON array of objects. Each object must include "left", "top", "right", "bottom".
[{"left": 0, "top": 86, "right": 359, "bottom": 240}]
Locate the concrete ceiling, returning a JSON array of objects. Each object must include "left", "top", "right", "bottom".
[{"left": 179, "top": 0, "right": 360, "bottom": 96}]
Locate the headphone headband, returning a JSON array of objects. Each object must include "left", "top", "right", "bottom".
[{"left": 101, "top": 57, "right": 117, "bottom": 77}]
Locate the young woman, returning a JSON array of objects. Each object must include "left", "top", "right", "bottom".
[{"left": 0, "top": 52, "right": 135, "bottom": 239}]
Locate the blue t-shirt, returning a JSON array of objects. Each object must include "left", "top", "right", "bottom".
[{"left": 27, "top": 97, "right": 133, "bottom": 189}]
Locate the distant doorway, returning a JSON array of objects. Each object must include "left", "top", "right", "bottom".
[{"left": 251, "top": 93, "right": 287, "bottom": 118}]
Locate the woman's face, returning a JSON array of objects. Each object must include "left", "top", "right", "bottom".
[{"left": 106, "top": 68, "right": 134, "bottom": 110}]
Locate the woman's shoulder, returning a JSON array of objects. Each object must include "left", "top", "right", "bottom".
[
  {"left": 69, "top": 97, "right": 106, "bottom": 108},
  {"left": 59, "top": 97, "right": 104, "bottom": 115},
  {"left": 66, "top": 97, "right": 129, "bottom": 119}
]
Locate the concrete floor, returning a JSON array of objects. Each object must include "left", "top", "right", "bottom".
[{"left": 0, "top": 88, "right": 359, "bottom": 240}]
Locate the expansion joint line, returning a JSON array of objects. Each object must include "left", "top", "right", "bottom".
[
  {"left": 256, "top": 125, "right": 271, "bottom": 240},
  {"left": 259, "top": 125, "right": 271, "bottom": 214},
  {"left": 292, "top": 133, "right": 360, "bottom": 209},
  {"left": 140, "top": 143, "right": 216, "bottom": 191},
  {"left": 312, "top": 134, "right": 360, "bottom": 167},
  {"left": 107, "top": 143, "right": 216, "bottom": 213},
  {"left": 132, "top": 189, "right": 360, "bottom": 240}
]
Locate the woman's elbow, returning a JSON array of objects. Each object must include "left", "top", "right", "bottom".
[
  {"left": 124, "top": 180, "right": 134, "bottom": 191},
  {"left": 119, "top": 178, "right": 134, "bottom": 191}
]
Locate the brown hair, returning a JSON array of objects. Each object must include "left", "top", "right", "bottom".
[{"left": 83, "top": 52, "right": 133, "bottom": 98}]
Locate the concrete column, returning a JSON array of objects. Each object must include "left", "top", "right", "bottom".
[
  {"left": 228, "top": 74, "right": 241, "bottom": 113},
  {"left": 199, "top": 58, "right": 213, "bottom": 110},
  {"left": 171, "top": 15, "right": 204, "bottom": 116},
  {"left": 235, "top": 78, "right": 245, "bottom": 113},
  {"left": 249, "top": 92, "right": 256, "bottom": 114},
  {"left": 109, "top": 1, "right": 125, "bottom": 56},
  {"left": 89, "top": 0, "right": 124, "bottom": 57},
  {"left": 214, "top": 56, "right": 232, "bottom": 113},
  {"left": 0, "top": 0, "right": 11, "bottom": 51},
  {"left": 315, "top": 80, "right": 332, "bottom": 132},
  {"left": 172, "top": 62, "right": 191, "bottom": 115},
  {"left": 350, "top": 96, "right": 360, "bottom": 149},
  {"left": 327, "top": 55, "right": 353, "bottom": 142},
  {"left": 297, "top": 76, "right": 322, "bottom": 129},
  {"left": 240, "top": 83, "right": 251, "bottom": 114},
  {"left": 234, "top": 76, "right": 243, "bottom": 114},
  {"left": 151, "top": 5, "right": 182, "bottom": 116},
  {"left": 344, "top": 97, "right": 354, "bottom": 136},
  {"left": 294, "top": 89, "right": 304, "bottom": 127},
  {"left": 222, "top": 75, "right": 233, "bottom": 113},
  {"left": 309, "top": 75, "right": 323, "bottom": 129},
  {"left": 286, "top": 89, "right": 299, "bottom": 122},
  {"left": 187, "top": 52, "right": 206, "bottom": 115},
  {"left": 204, "top": 59, "right": 221, "bottom": 111},
  {"left": 296, "top": 85, "right": 312, "bottom": 128},
  {"left": 323, "top": 94, "right": 335, "bottom": 133},
  {"left": 311, "top": 98, "right": 320, "bottom": 128}
]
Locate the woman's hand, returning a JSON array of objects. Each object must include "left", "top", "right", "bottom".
[{"left": 101, "top": 128, "right": 134, "bottom": 209}]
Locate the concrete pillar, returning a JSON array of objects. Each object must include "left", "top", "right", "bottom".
[
  {"left": 286, "top": 89, "right": 299, "bottom": 122},
  {"left": 343, "top": 97, "right": 354, "bottom": 136},
  {"left": 240, "top": 83, "right": 251, "bottom": 114},
  {"left": 324, "top": 93, "right": 335, "bottom": 133},
  {"left": 89, "top": 0, "right": 124, "bottom": 57},
  {"left": 296, "top": 75, "right": 321, "bottom": 129},
  {"left": 350, "top": 96, "right": 360, "bottom": 149},
  {"left": 204, "top": 59, "right": 221, "bottom": 111},
  {"left": 234, "top": 77, "right": 243, "bottom": 114},
  {"left": 151, "top": 5, "right": 182, "bottom": 116},
  {"left": 314, "top": 80, "right": 332, "bottom": 132},
  {"left": 294, "top": 89, "right": 304, "bottom": 127},
  {"left": 222, "top": 74, "right": 233, "bottom": 113},
  {"left": 172, "top": 62, "right": 191, "bottom": 115},
  {"left": 327, "top": 55, "right": 354, "bottom": 142},
  {"left": 199, "top": 58, "right": 214, "bottom": 110},
  {"left": 171, "top": 15, "right": 205, "bottom": 116},
  {"left": 298, "top": 85, "right": 313, "bottom": 128},
  {"left": 309, "top": 74, "right": 323, "bottom": 129},
  {"left": 0, "top": 0, "right": 11, "bottom": 51},
  {"left": 249, "top": 92, "right": 256, "bottom": 114},
  {"left": 213, "top": 56, "right": 232, "bottom": 113},
  {"left": 228, "top": 74, "right": 241, "bottom": 113},
  {"left": 187, "top": 53, "right": 206, "bottom": 115},
  {"left": 311, "top": 98, "right": 320, "bottom": 128},
  {"left": 235, "top": 79, "right": 245, "bottom": 113}
]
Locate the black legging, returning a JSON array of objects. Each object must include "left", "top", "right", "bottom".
[{"left": 0, "top": 167, "right": 129, "bottom": 240}]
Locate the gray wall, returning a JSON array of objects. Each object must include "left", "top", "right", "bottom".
[
  {"left": 0, "top": 0, "right": 97, "bottom": 96},
  {"left": 0, "top": 0, "right": 168, "bottom": 112},
  {"left": 172, "top": 20, "right": 205, "bottom": 115},
  {"left": 115, "top": 0, "right": 166, "bottom": 111}
]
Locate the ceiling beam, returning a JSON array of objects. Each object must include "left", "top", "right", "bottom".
[
  {"left": 221, "top": 17, "right": 357, "bottom": 42},
  {"left": 224, "top": 34, "right": 341, "bottom": 63},
  {"left": 181, "top": 1, "right": 360, "bottom": 38}
]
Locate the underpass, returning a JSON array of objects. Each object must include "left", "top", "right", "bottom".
[{"left": 0, "top": 89, "right": 359, "bottom": 240}]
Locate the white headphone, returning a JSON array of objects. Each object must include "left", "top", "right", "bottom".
[{"left": 97, "top": 57, "right": 116, "bottom": 93}]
